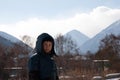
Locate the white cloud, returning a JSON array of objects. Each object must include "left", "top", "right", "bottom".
[{"left": 0, "top": 6, "right": 120, "bottom": 40}]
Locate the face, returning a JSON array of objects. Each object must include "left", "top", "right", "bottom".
[{"left": 43, "top": 41, "right": 52, "bottom": 54}]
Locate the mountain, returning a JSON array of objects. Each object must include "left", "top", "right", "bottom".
[
  {"left": 65, "top": 29, "right": 90, "bottom": 48},
  {"left": 80, "top": 20, "right": 120, "bottom": 54},
  {"left": 0, "top": 31, "right": 33, "bottom": 54},
  {"left": 0, "top": 31, "right": 21, "bottom": 43},
  {"left": 0, "top": 31, "right": 21, "bottom": 47},
  {"left": 0, "top": 35, "right": 14, "bottom": 47},
  {"left": 0, "top": 31, "right": 26, "bottom": 48}
]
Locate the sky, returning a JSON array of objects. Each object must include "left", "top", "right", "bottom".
[{"left": 0, "top": 0, "right": 120, "bottom": 40}]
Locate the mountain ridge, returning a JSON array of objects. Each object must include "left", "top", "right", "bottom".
[
  {"left": 65, "top": 29, "right": 90, "bottom": 47},
  {"left": 0, "top": 31, "right": 33, "bottom": 55},
  {"left": 0, "top": 31, "right": 21, "bottom": 43},
  {"left": 0, "top": 19, "right": 119, "bottom": 55},
  {"left": 80, "top": 20, "right": 120, "bottom": 54}
]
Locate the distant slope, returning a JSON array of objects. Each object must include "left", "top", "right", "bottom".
[
  {"left": 0, "top": 31, "right": 21, "bottom": 43},
  {"left": 0, "top": 31, "right": 33, "bottom": 55},
  {"left": 65, "top": 29, "right": 90, "bottom": 47},
  {"left": 0, "top": 36, "right": 14, "bottom": 47},
  {"left": 80, "top": 20, "right": 120, "bottom": 54}
]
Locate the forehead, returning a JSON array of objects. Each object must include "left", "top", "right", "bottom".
[{"left": 43, "top": 41, "right": 52, "bottom": 43}]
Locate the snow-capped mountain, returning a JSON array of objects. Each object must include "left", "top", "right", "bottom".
[
  {"left": 80, "top": 20, "right": 120, "bottom": 54},
  {"left": 65, "top": 29, "right": 90, "bottom": 47},
  {"left": 0, "top": 31, "right": 33, "bottom": 51},
  {"left": 0, "top": 36, "right": 14, "bottom": 47},
  {"left": 0, "top": 31, "right": 21, "bottom": 43}
]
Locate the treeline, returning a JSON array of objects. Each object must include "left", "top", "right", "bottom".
[
  {"left": 0, "top": 34, "right": 120, "bottom": 80},
  {"left": 95, "top": 34, "right": 120, "bottom": 71},
  {"left": 0, "top": 43, "right": 30, "bottom": 80},
  {"left": 54, "top": 34, "right": 120, "bottom": 80}
]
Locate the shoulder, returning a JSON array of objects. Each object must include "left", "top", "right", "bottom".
[{"left": 29, "top": 53, "right": 40, "bottom": 62}]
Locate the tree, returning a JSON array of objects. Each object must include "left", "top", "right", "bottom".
[
  {"left": 0, "top": 41, "right": 32, "bottom": 79},
  {"left": 21, "top": 35, "right": 34, "bottom": 48},
  {"left": 54, "top": 34, "right": 64, "bottom": 55},
  {"left": 54, "top": 34, "right": 82, "bottom": 78},
  {"left": 11, "top": 43, "right": 30, "bottom": 79},
  {"left": 55, "top": 34, "right": 80, "bottom": 55},
  {"left": 0, "top": 45, "right": 10, "bottom": 80},
  {"left": 95, "top": 34, "right": 120, "bottom": 71}
]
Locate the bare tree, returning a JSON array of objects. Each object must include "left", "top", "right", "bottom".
[
  {"left": 0, "top": 45, "right": 10, "bottom": 80},
  {"left": 55, "top": 34, "right": 83, "bottom": 79},
  {"left": 21, "top": 35, "right": 34, "bottom": 48},
  {"left": 55, "top": 34, "right": 79, "bottom": 55},
  {"left": 95, "top": 34, "right": 120, "bottom": 72}
]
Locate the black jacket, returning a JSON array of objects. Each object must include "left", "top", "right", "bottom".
[{"left": 28, "top": 33, "right": 59, "bottom": 80}]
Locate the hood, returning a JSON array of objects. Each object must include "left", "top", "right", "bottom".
[{"left": 35, "top": 33, "right": 56, "bottom": 57}]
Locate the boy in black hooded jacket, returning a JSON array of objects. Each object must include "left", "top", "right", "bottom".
[{"left": 28, "top": 33, "right": 59, "bottom": 80}]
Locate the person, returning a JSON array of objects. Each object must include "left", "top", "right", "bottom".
[{"left": 28, "top": 33, "right": 59, "bottom": 80}]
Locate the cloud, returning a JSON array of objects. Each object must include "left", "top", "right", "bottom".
[{"left": 0, "top": 6, "right": 120, "bottom": 39}]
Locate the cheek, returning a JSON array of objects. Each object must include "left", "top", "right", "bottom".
[
  {"left": 47, "top": 45, "right": 52, "bottom": 50},
  {"left": 49, "top": 45, "right": 52, "bottom": 50}
]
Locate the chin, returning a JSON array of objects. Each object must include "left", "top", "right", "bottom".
[{"left": 45, "top": 51, "right": 51, "bottom": 54}]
